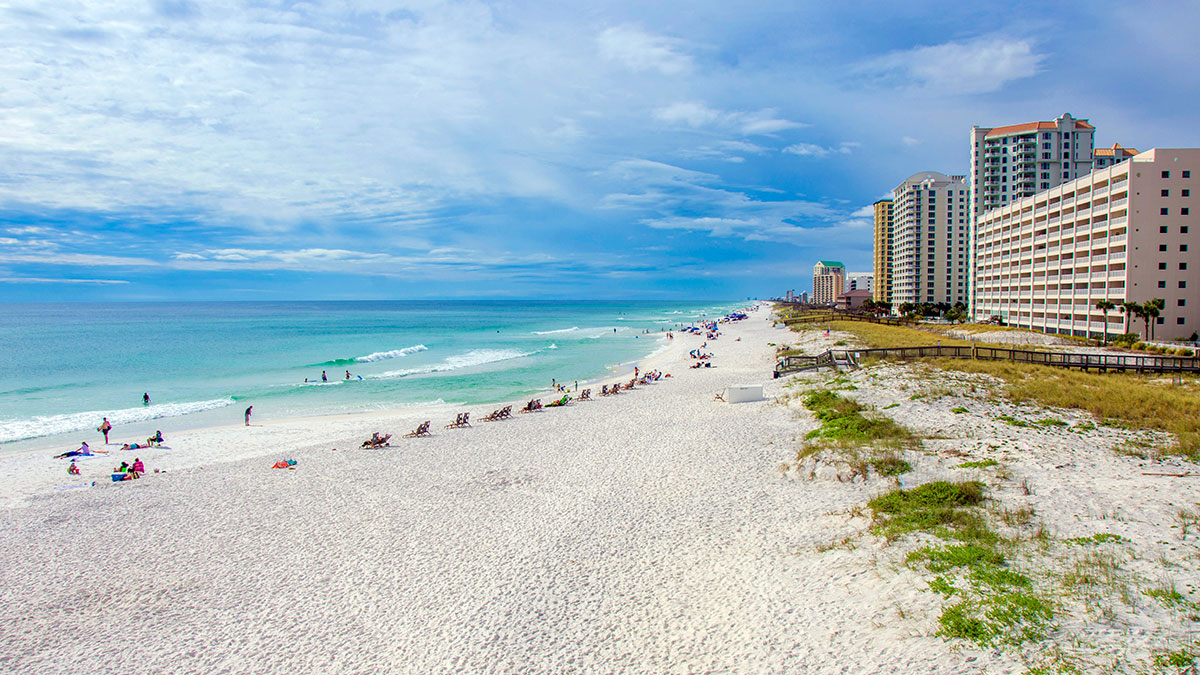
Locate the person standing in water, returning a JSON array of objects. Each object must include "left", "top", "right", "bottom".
[
  {"left": 345, "top": 370, "right": 351, "bottom": 380},
  {"left": 321, "top": 370, "right": 327, "bottom": 382},
  {"left": 98, "top": 417, "right": 112, "bottom": 444},
  {"left": 244, "top": 406, "right": 253, "bottom": 426},
  {"left": 143, "top": 393, "right": 150, "bottom": 405}
]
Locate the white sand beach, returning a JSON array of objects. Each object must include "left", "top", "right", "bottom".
[{"left": 2, "top": 306, "right": 1197, "bottom": 674}]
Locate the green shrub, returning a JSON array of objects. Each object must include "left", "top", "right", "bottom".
[
  {"left": 868, "top": 481, "right": 984, "bottom": 539},
  {"left": 956, "top": 459, "right": 999, "bottom": 469}
]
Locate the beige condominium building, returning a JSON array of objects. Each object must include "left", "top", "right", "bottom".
[
  {"left": 872, "top": 199, "right": 894, "bottom": 303},
  {"left": 892, "top": 172, "right": 970, "bottom": 306},
  {"left": 812, "top": 260, "right": 845, "bottom": 305},
  {"left": 969, "top": 113, "right": 1097, "bottom": 310},
  {"left": 972, "top": 148, "right": 1199, "bottom": 341}
]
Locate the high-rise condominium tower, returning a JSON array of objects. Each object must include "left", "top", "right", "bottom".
[
  {"left": 872, "top": 199, "right": 894, "bottom": 303},
  {"left": 892, "top": 172, "right": 969, "bottom": 307},
  {"left": 812, "top": 261, "right": 845, "bottom": 305},
  {"left": 969, "top": 113, "right": 1097, "bottom": 310}
]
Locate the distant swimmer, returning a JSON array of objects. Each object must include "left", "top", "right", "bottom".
[
  {"left": 245, "top": 405, "right": 253, "bottom": 426},
  {"left": 321, "top": 370, "right": 328, "bottom": 382},
  {"left": 143, "top": 392, "right": 150, "bottom": 405},
  {"left": 345, "top": 370, "right": 351, "bottom": 380}
]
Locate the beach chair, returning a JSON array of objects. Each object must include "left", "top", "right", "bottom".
[
  {"left": 445, "top": 412, "right": 471, "bottom": 429},
  {"left": 578, "top": 389, "right": 591, "bottom": 401},
  {"left": 600, "top": 385, "right": 609, "bottom": 396},
  {"left": 499, "top": 405, "right": 512, "bottom": 419},
  {"left": 404, "top": 421, "right": 431, "bottom": 438}
]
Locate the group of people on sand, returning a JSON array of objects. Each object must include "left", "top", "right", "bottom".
[{"left": 112, "top": 458, "right": 145, "bottom": 480}]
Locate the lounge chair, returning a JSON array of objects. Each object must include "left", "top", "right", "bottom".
[
  {"left": 404, "top": 421, "right": 432, "bottom": 437},
  {"left": 518, "top": 399, "right": 542, "bottom": 413},
  {"left": 577, "top": 389, "right": 591, "bottom": 401},
  {"left": 498, "top": 405, "right": 512, "bottom": 419},
  {"left": 445, "top": 412, "right": 471, "bottom": 429}
]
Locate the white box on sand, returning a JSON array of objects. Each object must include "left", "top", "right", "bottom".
[{"left": 723, "top": 384, "right": 762, "bottom": 403}]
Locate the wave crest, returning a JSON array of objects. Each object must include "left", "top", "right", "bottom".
[{"left": 0, "top": 398, "right": 236, "bottom": 444}]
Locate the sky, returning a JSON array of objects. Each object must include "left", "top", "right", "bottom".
[{"left": 1, "top": 0, "right": 1199, "bottom": 301}]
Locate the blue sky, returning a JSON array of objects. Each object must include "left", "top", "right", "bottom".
[{"left": 2, "top": 1, "right": 1198, "bottom": 300}]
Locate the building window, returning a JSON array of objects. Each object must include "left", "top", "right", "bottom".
[
  {"left": 1161, "top": 208, "right": 1169, "bottom": 216},
  {"left": 1163, "top": 170, "right": 1171, "bottom": 178},
  {"left": 1157, "top": 317, "right": 1165, "bottom": 324},
  {"left": 1184, "top": 170, "right": 1191, "bottom": 178},
  {"left": 1159, "top": 262, "right": 1167, "bottom": 269},
  {"left": 1179, "top": 317, "right": 1187, "bottom": 325},
  {"left": 1181, "top": 263, "right": 1188, "bottom": 270},
  {"left": 1184, "top": 208, "right": 1190, "bottom": 215},
  {"left": 1162, "top": 189, "right": 1170, "bottom": 197},
  {"left": 1181, "top": 299, "right": 1188, "bottom": 307},
  {"left": 1184, "top": 245, "right": 1190, "bottom": 252},
  {"left": 1160, "top": 244, "right": 1168, "bottom": 251},
  {"left": 1184, "top": 189, "right": 1191, "bottom": 197},
  {"left": 1183, "top": 226, "right": 1190, "bottom": 234},
  {"left": 1182, "top": 281, "right": 1189, "bottom": 289},
  {"left": 1159, "top": 281, "right": 1167, "bottom": 288}
]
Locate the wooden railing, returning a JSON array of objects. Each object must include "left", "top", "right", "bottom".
[
  {"left": 781, "top": 311, "right": 914, "bottom": 327},
  {"left": 775, "top": 344, "right": 1200, "bottom": 376}
]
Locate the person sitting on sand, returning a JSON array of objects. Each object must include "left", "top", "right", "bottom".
[
  {"left": 147, "top": 430, "right": 163, "bottom": 445},
  {"left": 131, "top": 458, "right": 145, "bottom": 474},
  {"left": 68, "top": 461, "right": 80, "bottom": 475}
]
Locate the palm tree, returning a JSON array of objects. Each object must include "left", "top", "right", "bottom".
[
  {"left": 1095, "top": 299, "right": 1115, "bottom": 344},
  {"left": 1146, "top": 298, "right": 1165, "bottom": 341},
  {"left": 1135, "top": 303, "right": 1151, "bottom": 340},
  {"left": 898, "top": 302, "right": 915, "bottom": 317},
  {"left": 1122, "top": 301, "right": 1141, "bottom": 337}
]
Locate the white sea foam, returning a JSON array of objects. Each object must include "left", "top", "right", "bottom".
[
  {"left": 374, "top": 349, "right": 534, "bottom": 379},
  {"left": 531, "top": 327, "right": 579, "bottom": 335},
  {"left": 355, "top": 344, "right": 428, "bottom": 362},
  {"left": 547, "top": 344, "right": 558, "bottom": 349},
  {"left": 0, "top": 398, "right": 236, "bottom": 444}
]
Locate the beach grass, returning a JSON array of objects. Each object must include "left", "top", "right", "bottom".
[{"left": 938, "top": 359, "right": 1200, "bottom": 458}]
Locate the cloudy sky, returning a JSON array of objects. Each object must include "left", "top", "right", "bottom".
[{"left": 1, "top": 0, "right": 1198, "bottom": 300}]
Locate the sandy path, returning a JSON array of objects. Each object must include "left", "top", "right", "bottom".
[{"left": 0, "top": 310, "right": 983, "bottom": 674}]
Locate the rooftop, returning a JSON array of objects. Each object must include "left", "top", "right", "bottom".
[
  {"left": 815, "top": 260, "right": 845, "bottom": 269},
  {"left": 980, "top": 114, "right": 1095, "bottom": 138}
]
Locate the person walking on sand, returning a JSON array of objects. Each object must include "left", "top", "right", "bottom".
[
  {"left": 245, "top": 406, "right": 253, "bottom": 426},
  {"left": 98, "top": 417, "right": 112, "bottom": 444}
]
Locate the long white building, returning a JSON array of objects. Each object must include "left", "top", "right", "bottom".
[{"left": 972, "top": 148, "right": 1199, "bottom": 341}]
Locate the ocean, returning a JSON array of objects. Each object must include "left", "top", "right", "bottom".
[{"left": 0, "top": 300, "right": 741, "bottom": 454}]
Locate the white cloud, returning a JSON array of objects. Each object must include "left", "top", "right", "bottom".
[
  {"left": 597, "top": 25, "right": 692, "bottom": 75},
  {"left": 902, "top": 136, "right": 919, "bottom": 146},
  {"left": 654, "top": 102, "right": 805, "bottom": 136},
  {"left": 782, "top": 141, "right": 858, "bottom": 157},
  {"left": 0, "top": 276, "right": 129, "bottom": 284},
  {"left": 861, "top": 36, "right": 1045, "bottom": 94}
]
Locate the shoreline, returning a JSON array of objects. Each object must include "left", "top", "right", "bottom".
[{"left": 0, "top": 314, "right": 731, "bottom": 508}]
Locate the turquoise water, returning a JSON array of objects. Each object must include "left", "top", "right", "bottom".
[{"left": 0, "top": 300, "right": 740, "bottom": 451}]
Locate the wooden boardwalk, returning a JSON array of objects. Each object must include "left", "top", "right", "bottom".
[
  {"left": 776, "top": 344, "right": 1200, "bottom": 377},
  {"left": 781, "top": 312, "right": 914, "bottom": 327}
]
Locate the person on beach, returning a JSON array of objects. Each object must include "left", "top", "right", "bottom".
[
  {"left": 68, "top": 460, "right": 79, "bottom": 475},
  {"left": 245, "top": 406, "right": 253, "bottom": 426},
  {"left": 98, "top": 418, "right": 112, "bottom": 444},
  {"left": 345, "top": 370, "right": 351, "bottom": 380},
  {"left": 143, "top": 393, "right": 150, "bottom": 405},
  {"left": 321, "top": 370, "right": 327, "bottom": 382},
  {"left": 132, "top": 458, "right": 145, "bottom": 474}
]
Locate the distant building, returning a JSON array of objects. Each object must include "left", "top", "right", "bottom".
[
  {"left": 872, "top": 199, "right": 894, "bottom": 303},
  {"left": 892, "top": 172, "right": 970, "bottom": 307},
  {"left": 1093, "top": 142, "right": 1139, "bottom": 170},
  {"left": 812, "top": 261, "right": 845, "bottom": 305},
  {"left": 838, "top": 289, "right": 873, "bottom": 311},
  {"left": 973, "top": 148, "right": 1199, "bottom": 341},
  {"left": 846, "top": 273, "right": 873, "bottom": 293}
]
